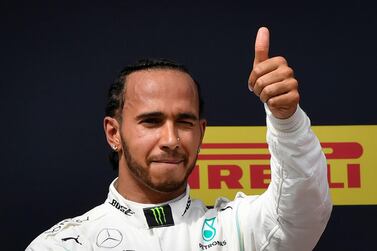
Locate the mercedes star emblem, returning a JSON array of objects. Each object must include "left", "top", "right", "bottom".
[{"left": 96, "top": 228, "right": 123, "bottom": 248}]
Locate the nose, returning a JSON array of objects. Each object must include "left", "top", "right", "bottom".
[{"left": 159, "top": 121, "right": 180, "bottom": 150}]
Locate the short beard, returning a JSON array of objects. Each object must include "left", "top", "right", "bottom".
[{"left": 121, "top": 138, "right": 197, "bottom": 193}]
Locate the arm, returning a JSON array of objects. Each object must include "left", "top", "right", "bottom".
[
  {"left": 261, "top": 104, "right": 332, "bottom": 250},
  {"left": 241, "top": 27, "right": 332, "bottom": 250}
]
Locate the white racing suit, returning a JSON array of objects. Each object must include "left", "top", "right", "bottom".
[{"left": 27, "top": 106, "right": 332, "bottom": 251}]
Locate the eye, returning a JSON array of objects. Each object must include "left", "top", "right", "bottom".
[{"left": 178, "top": 120, "right": 194, "bottom": 127}]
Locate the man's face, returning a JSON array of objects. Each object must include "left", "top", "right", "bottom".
[{"left": 119, "top": 69, "right": 206, "bottom": 194}]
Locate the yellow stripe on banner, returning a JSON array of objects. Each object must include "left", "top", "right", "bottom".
[{"left": 188, "top": 125, "right": 377, "bottom": 206}]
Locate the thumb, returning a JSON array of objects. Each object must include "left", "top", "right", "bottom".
[{"left": 253, "top": 27, "right": 270, "bottom": 66}]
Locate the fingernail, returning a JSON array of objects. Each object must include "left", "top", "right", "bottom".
[{"left": 248, "top": 84, "right": 254, "bottom": 92}]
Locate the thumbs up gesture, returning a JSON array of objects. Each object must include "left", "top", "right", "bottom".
[{"left": 248, "top": 27, "right": 299, "bottom": 119}]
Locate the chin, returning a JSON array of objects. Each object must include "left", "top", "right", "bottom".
[{"left": 149, "top": 179, "right": 186, "bottom": 193}]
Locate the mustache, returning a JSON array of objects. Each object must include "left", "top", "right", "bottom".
[{"left": 147, "top": 151, "right": 188, "bottom": 163}]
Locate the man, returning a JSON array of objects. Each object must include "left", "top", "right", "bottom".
[{"left": 27, "top": 27, "right": 332, "bottom": 250}]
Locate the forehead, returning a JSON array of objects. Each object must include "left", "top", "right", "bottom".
[{"left": 123, "top": 69, "right": 199, "bottom": 114}]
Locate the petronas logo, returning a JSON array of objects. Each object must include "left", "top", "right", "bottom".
[
  {"left": 150, "top": 207, "right": 166, "bottom": 225},
  {"left": 202, "top": 217, "right": 216, "bottom": 241},
  {"left": 143, "top": 204, "right": 174, "bottom": 228}
]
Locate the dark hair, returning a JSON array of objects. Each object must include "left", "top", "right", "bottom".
[{"left": 105, "top": 58, "right": 204, "bottom": 170}]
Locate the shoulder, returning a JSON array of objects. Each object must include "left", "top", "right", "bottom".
[
  {"left": 26, "top": 203, "right": 110, "bottom": 250},
  {"left": 193, "top": 193, "right": 261, "bottom": 219},
  {"left": 46, "top": 204, "right": 107, "bottom": 234},
  {"left": 214, "top": 192, "right": 260, "bottom": 210}
]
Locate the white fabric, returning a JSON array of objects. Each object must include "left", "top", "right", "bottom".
[{"left": 26, "top": 106, "right": 332, "bottom": 251}]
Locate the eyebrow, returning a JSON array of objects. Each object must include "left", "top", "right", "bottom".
[
  {"left": 176, "top": 112, "right": 198, "bottom": 121},
  {"left": 136, "top": 112, "right": 164, "bottom": 121},
  {"left": 135, "top": 112, "right": 198, "bottom": 121}
]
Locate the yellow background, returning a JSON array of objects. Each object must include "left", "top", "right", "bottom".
[{"left": 191, "top": 126, "right": 377, "bottom": 205}]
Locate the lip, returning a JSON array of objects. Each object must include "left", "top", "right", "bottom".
[{"left": 152, "top": 159, "right": 183, "bottom": 164}]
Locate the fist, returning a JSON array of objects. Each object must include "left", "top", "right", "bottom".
[{"left": 248, "top": 27, "right": 299, "bottom": 119}]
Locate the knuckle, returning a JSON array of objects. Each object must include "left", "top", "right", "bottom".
[
  {"left": 263, "top": 85, "right": 273, "bottom": 97},
  {"left": 255, "top": 78, "right": 264, "bottom": 89},
  {"left": 260, "top": 92, "right": 270, "bottom": 103},
  {"left": 294, "top": 92, "right": 300, "bottom": 103},
  {"left": 253, "top": 66, "right": 263, "bottom": 76},
  {"left": 288, "top": 91, "right": 300, "bottom": 105},
  {"left": 267, "top": 98, "right": 276, "bottom": 107},
  {"left": 275, "top": 56, "right": 287, "bottom": 65},
  {"left": 261, "top": 86, "right": 274, "bottom": 103},
  {"left": 285, "top": 66, "right": 294, "bottom": 77},
  {"left": 291, "top": 78, "right": 299, "bottom": 88}
]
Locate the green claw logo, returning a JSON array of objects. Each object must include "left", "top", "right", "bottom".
[
  {"left": 202, "top": 217, "right": 216, "bottom": 241},
  {"left": 150, "top": 207, "right": 166, "bottom": 225}
]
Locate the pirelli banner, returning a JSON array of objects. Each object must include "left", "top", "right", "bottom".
[{"left": 188, "top": 125, "right": 377, "bottom": 206}]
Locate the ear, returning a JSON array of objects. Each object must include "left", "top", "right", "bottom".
[
  {"left": 103, "top": 116, "right": 121, "bottom": 151},
  {"left": 199, "top": 119, "right": 207, "bottom": 144}
]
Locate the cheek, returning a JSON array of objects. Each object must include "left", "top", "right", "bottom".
[
  {"left": 123, "top": 127, "right": 158, "bottom": 157},
  {"left": 181, "top": 131, "right": 202, "bottom": 153}
]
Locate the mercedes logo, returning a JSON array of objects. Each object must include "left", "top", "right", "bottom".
[{"left": 96, "top": 228, "right": 123, "bottom": 248}]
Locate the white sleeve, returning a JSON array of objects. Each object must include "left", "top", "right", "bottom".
[
  {"left": 26, "top": 241, "right": 69, "bottom": 251},
  {"left": 238, "top": 105, "right": 332, "bottom": 251},
  {"left": 26, "top": 232, "right": 93, "bottom": 251},
  {"left": 25, "top": 218, "right": 94, "bottom": 251}
]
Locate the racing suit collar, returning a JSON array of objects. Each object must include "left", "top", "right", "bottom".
[{"left": 106, "top": 178, "right": 192, "bottom": 229}]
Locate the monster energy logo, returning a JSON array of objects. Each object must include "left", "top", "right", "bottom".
[
  {"left": 150, "top": 207, "right": 166, "bottom": 225},
  {"left": 143, "top": 204, "right": 174, "bottom": 228}
]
